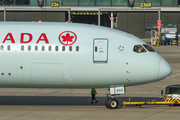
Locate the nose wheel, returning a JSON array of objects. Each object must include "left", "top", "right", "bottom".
[{"left": 105, "top": 98, "right": 119, "bottom": 109}]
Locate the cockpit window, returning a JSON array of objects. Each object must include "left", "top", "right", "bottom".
[
  {"left": 133, "top": 45, "right": 147, "bottom": 53},
  {"left": 143, "top": 44, "right": 156, "bottom": 52}
]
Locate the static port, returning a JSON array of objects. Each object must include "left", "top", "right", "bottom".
[
  {"left": 8, "top": 73, "right": 11, "bottom": 75},
  {"left": 20, "top": 66, "right": 23, "bottom": 69},
  {"left": 1, "top": 73, "right": 4, "bottom": 75}
]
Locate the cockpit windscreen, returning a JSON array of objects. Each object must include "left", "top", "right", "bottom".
[
  {"left": 133, "top": 45, "right": 147, "bottom": 53},
  {"left": 143, "top": 44, "right": 156, "bottom": 52}
]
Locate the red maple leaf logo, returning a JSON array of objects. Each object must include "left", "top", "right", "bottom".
[
  {"left": 59, "top": 31, "right": 77, "bottom": 46},
  {"left": 62, "top": 33, "right": 74, "bottom": 42}
]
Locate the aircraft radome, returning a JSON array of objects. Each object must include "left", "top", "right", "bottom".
[{"left": 0, "top": 22, "right": 172, "bottom": 109}]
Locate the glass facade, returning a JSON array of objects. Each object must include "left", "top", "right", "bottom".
[
  {"left": 79, "top": 0, "right": 95, "bottom": 6},
  {"left": 96, "top": 0, "right": 111, "bottom": 6},
  {"left": 145, "top": 0, "right": 160, "bottom": 6},
  {"left": 112, "top": 0, "right": 127, "bottom": 6},
  {"left": 63, "top": 0, "right": 78, "bottom": 6},
  {"left": 162, "top": 0, "right": 177, "bottom": 6},
  {"left": 1, "top": 0, "right": 13, "bottom": 5},
  {"left": 16, "top": 0, "right": 29, "bottom": 5},
  {"left": 47, "top": 0, "right": 62, "bottom": 6},
  {"left": 134, "top": 0, "right": 144, "bottom": 6},
  {"left": 30, "top": 1, "right": 38, "bottom": 6},
  {"left": 0, "top": 0, "right": 179, "bottom": 6}
]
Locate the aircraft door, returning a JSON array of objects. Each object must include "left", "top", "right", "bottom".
[{"left": 93, "top": 39, "right": 108, "bottom": 63}]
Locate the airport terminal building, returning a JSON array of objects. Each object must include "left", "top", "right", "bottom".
[{"left": 0, "top": 0, "right": 180, "bottom": 39}]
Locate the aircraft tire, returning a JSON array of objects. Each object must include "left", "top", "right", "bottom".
[
  {"left": 105, "top": 98, "right": 110, "bottom": 108},
  {"left": 108, "top": 98, "right": 119, "bottom": 109}
]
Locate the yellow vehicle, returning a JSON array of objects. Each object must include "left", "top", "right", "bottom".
[
  {"left": 123, "top": 85, "right": 180, "bottom": 107},
  {"left": 164, "top": 85, "right": 180, "bottom": 99}
]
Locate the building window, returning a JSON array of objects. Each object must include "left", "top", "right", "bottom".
[
  {"left": 112, "top": 0, "right": 127, "bottom": 6},
  {"left": 96, "top": 0, "right": 111, "bottom": 6},
  {"left": 79, "top": 0, "right": 95, "bottom": 6},
  {"left": 0, "top": 0, "right": 3, "bottom": 5},
  {"left": 30, "top": 0, "right": 38, "bottom": 6},
  {"left": 16, "top": 0, "right": 30, "bottom": 5},
  {"left": 0, "top": 0, "right": 29, "bottom": 6},
  {"left": 1, "top": 0, "right": 13, "bottom": 5},
  {"left": 21, "top": 45, "right": 24, "bottom": 51},
  {"left": 55, "top": 46, "right": 59, "bottom": 51},
  {"left": 42, "top": 46, "right": 45, "bottom": 51},
  {"left": 134, "top": 0, "right": 144, "bottom": 6},
  {"left": 28, "top": 45, "right": 31, "bottom": 51},
  {"left": 35, "top": 45, "right": 38, "bottom": 51},
  {"left": 48, "top": 46, "right": 52, "bottom": 51},
  {"left": 144, "top": 0, "right": 160, "bottom": 6},
  {"left": 63, "top": 0, "right": 78, "bottom": 6},
  {"left": 7, "top": 45, "right": 11, "bottom": 51},
  {"left": 62, "top": 46, "right": 65, "bottom": 51},
  {"left": 162, "top": 0, "right": 177, "bottom": 6}
]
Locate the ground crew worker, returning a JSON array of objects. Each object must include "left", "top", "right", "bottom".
[{"left": 90, "top": 88, "right": 98, "bottom": 103}]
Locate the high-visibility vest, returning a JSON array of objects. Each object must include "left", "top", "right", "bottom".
[{"left": 91, "top": 88, "right": 96, "bottom": 94}]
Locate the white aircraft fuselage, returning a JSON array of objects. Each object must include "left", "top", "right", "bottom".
[{"left": 0, "top": 22, "right": 172, "bottom": 88}]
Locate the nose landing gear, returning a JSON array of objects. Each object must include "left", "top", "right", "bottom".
[
  {"left": 105, "top": 85, "right": 125, "bottom": 109},
  {"left": 105, "top": 97, "right": 119, "bottom": 109}
]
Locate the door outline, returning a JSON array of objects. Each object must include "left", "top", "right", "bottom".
[{"left": 93, "top": 38, "right": 108, "bottom": 63}]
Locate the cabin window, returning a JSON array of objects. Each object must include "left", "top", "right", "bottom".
[
  {"left": 42, "top": 46, "right": 45, "bottom": 51},
  {"left": 69, "top": 46, "right": 72, "bottom": 51},
  {"left": 7, "top": 45, "right": 11, "bottom": 51},
  {"left": 48, "top": 46, "right": 52, "bottom": 51},
  {"left": 21, "top": 45, "right": 24, "bottom": 51},
  {"left": 28, "top": 45, "right": 31, "bottom": 51},
  {"left": 62, "top": 46, "right": 65, "bottom": 51},
  {"left": 55, "top": 46, "right": 59, "bottom": 51},
  {"left": 0, "top": 45, "right": 4, "bottom": 51},
  {"left": 133, "top": 45, "right": 147, "bottom": 53},
  {"left": 143, "top": 44, "right": 155, "bottom": 52},
  {"left": 35, "top": 46, "right": 38, "bottom": 51},
  {"left": 76, "top": 46, "right": 79, "bottom": 51}
]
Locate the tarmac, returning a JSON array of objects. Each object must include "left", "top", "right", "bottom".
[{"left": 0, "top": 45, "right": 180, "bottom": 120}]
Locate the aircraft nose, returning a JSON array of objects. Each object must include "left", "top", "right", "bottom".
[{"left": 158, "top": 57, "right": 172, "bottom": 80}]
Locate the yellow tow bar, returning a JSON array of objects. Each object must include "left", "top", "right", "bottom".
[{"left": 123, "top": 98, "right": 180, "bottom": 107}]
